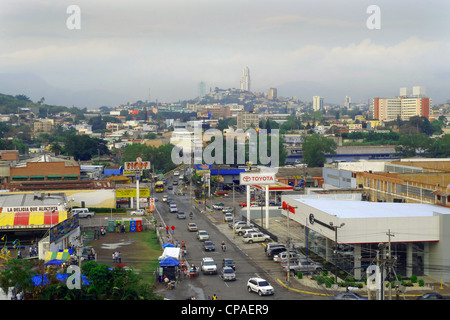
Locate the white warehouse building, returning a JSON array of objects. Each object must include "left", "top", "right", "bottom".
[{"left": 280, "top": 196, "right": 450, "bottom": 282}]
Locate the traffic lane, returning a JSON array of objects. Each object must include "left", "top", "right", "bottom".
[{"left": 160, "top": 200, "right": 296, "bottom": 300}]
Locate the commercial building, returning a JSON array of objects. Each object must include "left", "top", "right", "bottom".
[
  {"left": 237, "top": 111, "right": 259, "bottom": 130},
  {"left": 281, "top": 194, "right": 450, "bottom": 282}
]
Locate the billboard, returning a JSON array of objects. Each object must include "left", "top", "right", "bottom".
[
  {"left": 116, "top": 189, "right": 150, "bottom": 198},
  {"left": 124, "top": 161, "right": 151, "bottom": 171},
  {"left": 239, "top": 172, "right": 276, "bottom": 185}
]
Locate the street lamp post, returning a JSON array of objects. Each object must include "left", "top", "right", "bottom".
[{"left": 330, "top": 222, "right": 345, "bottom": 284}]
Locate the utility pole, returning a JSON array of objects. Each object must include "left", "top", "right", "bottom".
[{"left": 386, "top": 229, "right": 395, "bottom": 300}]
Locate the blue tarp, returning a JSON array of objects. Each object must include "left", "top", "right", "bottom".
[
  {"left": 31, "top": 273, "right": 89, "bottom": 286},
  {"left": 162, "top": 242, "right": 174, "bottom": 248},
  {"left": 44, "top": 259, "right": 66, "bottom": 266},
  {"left": 159, "top": 257, "right": 179, "bottom": 267}
]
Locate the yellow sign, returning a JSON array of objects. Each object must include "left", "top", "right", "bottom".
[{"left": 116, "top": 189, "right": 150, "bottom": 198}]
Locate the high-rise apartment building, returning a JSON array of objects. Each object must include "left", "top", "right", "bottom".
[
  {"left": 268, "top": 88, "right": 277, "bottom": 100},
  {"left": 313, "top": 96, "right": 324, "bottom": 111},
  {"left": 240, "top": 67, "right": 251, "bottom": 91},
  {"left": 373, "top": 87, "right": 430, "bottom": 122}
]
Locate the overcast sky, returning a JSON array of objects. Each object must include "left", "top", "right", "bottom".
[{"left": 0, "top": 0, "right": 449, "bottom": 108}]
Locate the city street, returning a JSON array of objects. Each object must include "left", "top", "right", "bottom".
[{"left": 155, "top": 177, "right": 319, "bottom": 300}]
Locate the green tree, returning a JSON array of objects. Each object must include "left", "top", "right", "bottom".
[
  {"left": 395, "top": 133, "right": 433, "bottom": 158},
  {"left": 0, "top": 259, "right": 36, "bottom": 299},
  {"left": 301, "top": 134, "right": 337, "bottom": 167},
  {"left": 430, "top": 134, "right": 450, "bottom": 158},
  {"left": 64, "top": 135, "right": 109, "bottom": 161}
]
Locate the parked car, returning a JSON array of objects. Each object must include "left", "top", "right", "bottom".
[
  {"left": 130, "top": 208, "right": 145, "bottom": 216},
  {"left": 224, "top": 213, "right": 233, "bottom": 222},
  {"left": 204, "top": 241, "right": 215, "bottom": 251},
  {"left": 201, "top": 257, "right": 217, "bottom": 274},
  {"left": 235, "top": 225, "right": 257, "bottom": 236},
  {"left": 213, "top": 202, "right": 225, "bottom": 210},
  {"left": 197, "top": 230, "right": 209, "bottom": 241},
  {"left": 266, "top": 246, "right": 287, "bottom": 258},
  {"left": 281, "top": 258, "right": 323, "bottom": 274},
  {"left": 293, "top": 185, "right": 302, "bottom": 191},
  {"left": 187, "top": 223, "right": 198, "bottom": 232},
  {"left": 177, "top": 211, "right": 186, "bottom": 219},
  {"left": 72, "top": 208, "right": 95, "bottom": 218},
  {"left": 220, "top": 267, "right": 236, "bottom": 281},
  {"left": 273, "top": 251, "right": 302, "bottom": 262},
  {"left": 222, "top": 258, "right": 236, "bottom": 270},
  {"left": 265, "top": 242, "right": 286, "bottom": 253},
  {"left": 222, "top": 207, "right": 234, "bottom": 213},
  {"left": 242, "top": 232, "right": 271, "bottom": 243},
  {"left": 334, "top": 292, "right": 368, "bottom": 300},
  {"left": 247, "top": 277, "right": 274, "bottom": 296}
]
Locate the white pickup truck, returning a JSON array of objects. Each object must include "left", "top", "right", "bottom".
[
  {"left": 242, "top": 232, "right": 271, "bottom": 243},
  {"left": 130, "top": 208, "right": 146, "bottom": 216},
  {"left": 72, "top": 208, "right": 95, "bottom": 218}
]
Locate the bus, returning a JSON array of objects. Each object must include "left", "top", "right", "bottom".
[{"left": 155, "top": 181, "right": 164, "bottom": 192}]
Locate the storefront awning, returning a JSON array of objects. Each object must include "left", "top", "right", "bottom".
[
  {"left": 30, "top": 175, "right": 45, "bottom": 179},
  {"left": 12, "top": 176, "right": 28, "bottom": 179},
  {"left": 45, "top": 249, "right": 72, "bottom": 262},
  {"left": 0, "top": 211, "right": 67, "bottom": 228},
  {"left": 48, "top": 175, "right": 62, "bottom": 178}
]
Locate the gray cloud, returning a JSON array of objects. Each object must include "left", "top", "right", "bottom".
[{"left": 0, "top": 0, "right": 449, "bottom": 107}]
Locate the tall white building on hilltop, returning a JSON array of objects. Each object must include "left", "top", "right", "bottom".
[
  {"left": 240, "top": 67, "right": 251, "bottom": 91},
  {"left": 313, "top": 96, "right": 324, "bottom": 111}
]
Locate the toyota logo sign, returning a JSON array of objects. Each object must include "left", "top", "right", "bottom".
[{"left": 239, "top": 172, "right": 276, "bottom": 185}]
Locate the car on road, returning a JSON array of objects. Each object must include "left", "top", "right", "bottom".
[
  {"left": 242, "top": 232, "right": 271, "bottom": 243},
  {"left": 204, "top": 241, "right": 215, "bottom": 251},
  {"left": 417, "top": 293, "right": 449, "bottom": 300},
  {"left": 167, "top": 185, "right": 173, "bottom": 190},
  {"left": 187, "top": 222, "right": 198, "bottom": 232},
  {"left": 222, "top": 207, "right": 233, "bottom": 213},
  {"left": 201, "top": 257, "right": 217, "bottom": 275},
  {"left": 130, "top": 208, "right": 145, "bottom": 216},
  {"left": 177, "top": 211, "right": 186, "bottom": 219},
  {"left": 173, "top": 171, "right": 180, "bottom": 176},
  {"left": 222, "top": 258, "right": 236, "bottom": 270},
  {"left": 197, "top": 230, "right": 209, "bottom": 241},
  {"left": 220, "top": 267, "right": 236, "bottom": 281},
  {"left": 172, "top": 180, "right": 178, "bottom": 185},
  {"left": 213, "top": 202, "right": 225, "bottom": 210},
  {"left": 169, "top": 204, "right": 178, "bottom": 213},
  {"left": 293, "top": 185, "right": 302, "bottom": 191},
  {"left": 162, "top": 195, "right": 168, "bottom": 202},
  {"left": 247, "top": 277, "right": 274, "bottom": 296},
  {"left": 334, "top": 292, "right": 368, "bottom": 300}
]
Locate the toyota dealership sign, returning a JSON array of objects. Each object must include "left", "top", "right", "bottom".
[{"left": 239, "top": 172, "right": 275, "bottom": 185}]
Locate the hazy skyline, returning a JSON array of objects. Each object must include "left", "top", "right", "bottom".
[{"left": 0, "top": 0, "right": 449, "bottom": 108}]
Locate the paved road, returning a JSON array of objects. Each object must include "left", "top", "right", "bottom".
[{"left": 156, "top": 181, "right": 318, "bottom": 300}]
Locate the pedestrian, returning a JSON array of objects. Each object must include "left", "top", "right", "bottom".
[
  {"left": 212, "top": 294, "right": 217, "bottom": 300},
  {"left": 112, "top": 252, "right": 115, "bottom": 263},
  {"left": 166, "top": 226, "right": 169, "bottom": 234},
  {"left": 118, "top": 251, "right": 122, "bottom": 263}
]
